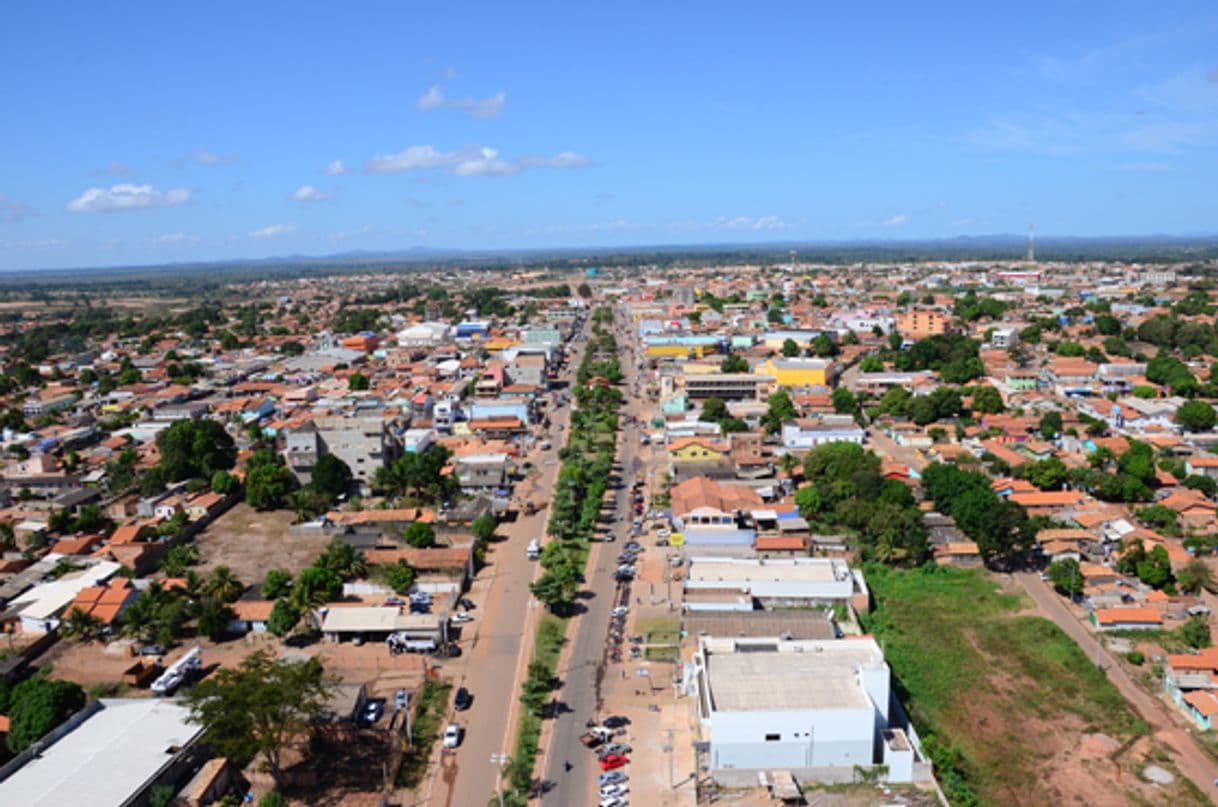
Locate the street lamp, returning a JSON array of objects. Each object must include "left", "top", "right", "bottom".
[{"left": 490, "top": 753, "right": 510, "bottom": 807}]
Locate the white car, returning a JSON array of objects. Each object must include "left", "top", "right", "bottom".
[
  {"left": 611, "top": 606, "right": 629, "bottom": 618},
  {"left": 443, "top": 723, "right": 462, "bottom": 748},
  {"left": 655, "top": 528, "right": 671, "bottom": 538},
  {"left": 451, "top": 612, "right": 473, "bottom": 623},
  {"left": 600, "top": 784, "right": 629, "bottom": 797}
]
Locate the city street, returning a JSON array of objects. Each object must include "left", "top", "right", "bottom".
[
  {"left": 540, "top": 308, "right": 648, "bottom": 806},
  {"left": 426, "top": 320, "right": 588, "bottom": 807}
]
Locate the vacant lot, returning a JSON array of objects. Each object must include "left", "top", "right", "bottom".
[
  {"left": 863, "top": 565, "right": 1205, "bottom": 807},
  {"left": 192, "top": 503, "right": 328, "bottom": 587}
]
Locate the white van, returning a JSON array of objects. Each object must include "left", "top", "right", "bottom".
[{"left": 527, "top": 539, "right": 541, "bottom": 560}]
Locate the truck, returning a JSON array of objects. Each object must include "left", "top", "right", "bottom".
[
  {"left": 151, "top": 647, "right": 201, "bottom": 695},
  {"left": 526, "top": 539, "right": 541, "bottom": 560},
  {"left": 580, "top": 727, "right": 614, "bottom": 747}
]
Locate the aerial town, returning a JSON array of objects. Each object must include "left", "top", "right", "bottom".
[{"left": 0, "top": 254, "right": 1216, "bottom": 807}]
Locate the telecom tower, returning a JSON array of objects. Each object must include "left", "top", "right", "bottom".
[{"left": 1026, "top": 224, "right": 1036, "bottom": 262}]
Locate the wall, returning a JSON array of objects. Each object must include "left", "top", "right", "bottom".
[{"left": 710, "top": 706, "right": 875, "bottom": 769}]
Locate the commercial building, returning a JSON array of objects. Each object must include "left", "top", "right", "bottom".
[
  {"left": 684, "top": 556, "right": 869, "bottom": 612},
  {"left": 693, "top": 636, "right": 913, "bottom": 776},
  {"left": 285, "top": 416, "right": 402, "bottom": 489},
  {"left": 894, "top": 310, "right": 949, "bottom": 339},
  {"left": 0, "top": 698, "right": 205, "bottom": 807},
  {"left": 684, "top": 373, "right": 775, "bottom": 401},
  {"left": 757, "top": 358, "right": 831, "bottom": 389}
]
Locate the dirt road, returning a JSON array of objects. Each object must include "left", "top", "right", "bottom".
[{"left": 1016, "top": 572, "right": 1218, "bottom": 800}]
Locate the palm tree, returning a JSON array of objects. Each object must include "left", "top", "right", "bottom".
[
  {"left": 60, "top": 607, "right": 104, "bottom": 641},
  {"left": 1178, "top": 558, "right": 1217, "bottom": 595},
  {"left": 205, "top": 565, "right": 244, "bottom": 603}
]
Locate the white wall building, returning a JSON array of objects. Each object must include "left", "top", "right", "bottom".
[{"left": 694, "top": 636, "right": 891, "bottom": 770}]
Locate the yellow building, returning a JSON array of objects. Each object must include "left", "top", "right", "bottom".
[
  {"left": 758, "top": 358, "right": 830, "bottom": 388},
  {"left": 646, "top": 343, "right": 700, "bottom": 359},
  {"left": 668, "top": 437, "right": 729, "bottom": 463}
]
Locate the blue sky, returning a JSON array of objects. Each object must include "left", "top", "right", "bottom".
[{"left": 2, "top": 2, "right": 1217, "bottom": 270}]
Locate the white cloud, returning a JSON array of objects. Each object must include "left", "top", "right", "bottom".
[
  {"left": 453, "top": 147, "right": 518, "bottom": 177},
  {"left": 884, "top": 214, "right": 909, "bottom": 227},
  {"left": 103, "top": 160, "right": 131, "bottom": 176},
  {"left": 713, "top": 214, "right": 789, "bottom": 231},
  {"left": 155, "top": 232, "right": 199, "bottom": 245},
  {"left": 416, "top": 84, "right": 506, "bottom": 119},
  {"left": 1109, "top": 161, "right": 1173, "bottom": 173},
  {"left": 249, "top": 224, "right": 295, "bottom": 239},
  {"left": 323, "top": 159, "right": 347, "bottom": 176},
  {"left": 291, "top": 184, "right": 331, "bottom": 202},
  {"left": 367, "top": 145, "right": 462, "bottom": 174},
  {"left": 368, "top": 144, "right": 591, "bottom": 177},
  {"left": 193, "top": 148, "right": 236, "bottom": 166},
  {"left": 67, "top": 184, "right": 191, "bottom": 213}
]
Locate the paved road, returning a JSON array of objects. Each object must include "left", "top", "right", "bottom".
[
  {"left": 431, "top": 321, "right": 588, "bottom": 807},
  {"left": 1015, "top": 572, "right": 1218, "bottom": 801},
  {"left": 540, "top": 309, "right": 646, "bottom": 807},
  {"left": 866, "top": 424, "right": 929, "bottom": 472}
]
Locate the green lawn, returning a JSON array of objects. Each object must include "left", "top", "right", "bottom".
[
  {"left": 862, "top": 564, "right": 1148, "bottom": 807},
  {"left": 396, "top": 680, "right": 452, "bottom": 789}
]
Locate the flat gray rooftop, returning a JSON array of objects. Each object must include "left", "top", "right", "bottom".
[{"left": 706, "top": 644, "right": 878, "bottom": 712}]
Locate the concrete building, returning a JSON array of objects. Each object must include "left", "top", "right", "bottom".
[
  {"left": 894, "top": 310, "right": 949, "bottom": 340},
  {"left": 0, "top": 698, "right": 205, "bottom": 806},
  {"left": 684, "top": 373, "right": 776, "bottom": 402},
  {"left": 781, "top": 417, "right": 865, "bottom": 450},
  {"left": 285, "top": 416, "right": 401, "bottom": 489},
  {"left": 757, "top": 358, "right": 831, "bottom": 389},
  {"left": 684, "top": 556, "right": 869, "bottom": 611},
  {"left": 991, "top": 327, "right": 1018, "bottom": 349},
  {"left": 693, "top": 636, "right": 897, "bottom": 772}
]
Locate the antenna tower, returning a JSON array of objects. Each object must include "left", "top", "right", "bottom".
[{"left": 1026, "top": 224, "right": 1036, "bottom": 262}]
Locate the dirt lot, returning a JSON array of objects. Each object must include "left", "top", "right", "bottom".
[{"left": 191, "top": 503, "right": 328, "bottom": 587}]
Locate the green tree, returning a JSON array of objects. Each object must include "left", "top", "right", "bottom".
[
  {"left": 197, "top": 599, "right": 236, "bottom": 640},
  {"left": 211, "top": 470, "right": 239, "bottom": 495},
  {"left": 155, "top": 419, "right": 237, "bottom": 483},
  {"left": 245, "top": 455, "right": 295, "bottom": 510},
  {"left": 310, "top": 454, "right": 354, "bottom": 502},
  {"left": 781, "top": 338, "right": 800, "bottom": 358},
  {"left": 206, "top": 565, "right": 245, "bottom": 603},
  {"left": 291, "top": 566, "right": 343, "bottom": 609},
  {"left": 266, "top": 599, "right": 301, "bottom": 637},
  {"left": 160, "top": 544, "right": 199, "bottom": 577},
  {"left": 530, "top": 562, "right": 581, "bottom": 614},
  {"left": 1024, "top": 457, "right": 1068, "bottom": 491},
  {"left": 347, "top": 372, "right": 370, "bottom": 391},
  {"left": 809, "top": 333, "right": 838, "bottom": 358},
  {"left": 7, "top": 674, "right": 86, "bottom": 753},
  {"left": 60, "top": 606, "right": 104, "bottom": 641},
  {"left": 471, "top": 514, "right": 497, "bottom": 543},
  {"left": 1038, "top": 411, "right": 1063, "bottom": 439},
  {"left": 1183, "top": 475, "right": 1218, "bottom": 497},
  {"left": 968, "top": 385, "right": 1005, "bottom": 415},
  {"left": 859, "top": 355, "right": 884, "bottom": 372},
  {"left": 1135, "top": 545, "right": 1172, "bottom": 589},
  {"left": 262, "top": 569, "right": 293, "bottom": 599},
  {"left": 720, "top": 353, "right": 749, "bottom": 373},
  {"left": 1047, "top": 558, "right": 1083, "bottom": 596},
  {"left": 1176, "top": 400, "right": 1217, "bottom": 432},
  {"left": 185, "top": 649, "right": 337, "bottom": 787},
  {"left": 760, "top": 389, "right": 797, "bottom": 434},
  {"left": 376, "top": 560, "right": 416, "bottom": 594},
  {"left": 1180, "top": 615, "right": 1212, "bottom": 649},
  {"left": 287, "top": 487, "right": 330, "bottom": 522},
  {"left": 317, "top": 538, "right": 367, "bottom": 579},
  {"left": 831, "top": 387, "right": 859, "bottom": 416},
  {"left": 1177, "top": 559, "right": 1217, "bottom": 595},
  {"left": 403, "top": 521, "right": 435, "bottom": 548}
]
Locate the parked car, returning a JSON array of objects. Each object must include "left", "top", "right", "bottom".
[
  {"left": 443, "top": 723, "right": 462, "bottom": 748},
  {"left": 383, "top": 596, "right": 405, "bottom": 606},
  {"left": 454, "top": 686, "right": 473, "bottom": 711},
  {"left": 611, "top": 606, "right": 629, "bottom": 618},
  {"left": 600, "top": 743, "right": 632, "bottom": 756},
  {"left": 458, "top": 597, "right": 476, "bottom": 610},
  {"left": 602, "top": 715, "right": 631, "bottom": 728},
  {"left": 600, "top": 783, "right": 629, "bottom": 797},
  {"left": 600, "top": 798, "right": 627, "bottom": 807},
  {"left": 598, "top": 753, "right": 628, "bottom": 771},
  {"left": 624, "top": 542, "right": 642, "bottom": 552},
  {"left": 395, "top": 688, "right": 408, "bottom": 710},
  {"left": 451, "top": 612, "right": 473, "bottom": 623},
  {"left": 598, "top": 772, "right": 628, "bottom": 786}
]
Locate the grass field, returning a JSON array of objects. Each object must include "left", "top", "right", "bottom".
[{"left": 860, "top": 564, "right": 1188, "bottom": 807}]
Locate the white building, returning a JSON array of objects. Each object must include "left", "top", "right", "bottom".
[
  {"left": 781, "top": 417, "right": 865, "bottom": 450},
  {"left": 991, "top": 327, "right": 1018, "bottom": 349},
  {"left": 397, "top": 321, "right": 453, "bottom": 348},
  {"left": 694, "top": 636, "right": 892, "bottom": 770},
  {"left": 0, "top": 698, "right": 204, "bottom": 806},
  {"left": 684, "top": 557, "right": 867, "bottom": 609}
]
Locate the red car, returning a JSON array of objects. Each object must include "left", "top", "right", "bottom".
[{"left": 599, "top": 754, "right": 629, "bottom": 771}]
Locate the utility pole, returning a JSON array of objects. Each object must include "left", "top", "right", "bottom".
[{"left": 490, "top": 753, "right": 509, "bottom": 807}]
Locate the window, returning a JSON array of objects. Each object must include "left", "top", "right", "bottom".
[{"left": 765, "top": 733, "right": 780, "bottom": 742}]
